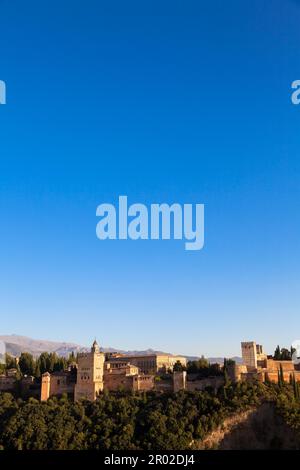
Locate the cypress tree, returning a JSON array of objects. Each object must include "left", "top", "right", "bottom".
[
  {"left": 274, "top": 345, "right": 281, "bottom": 360},
  {"left": 293, "top": 375, "right": 300, "bottom": 400},
  {"left": 279, "top": 364, "right": 285, "bottom": 386}
]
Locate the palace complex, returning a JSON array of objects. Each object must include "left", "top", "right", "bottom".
[{"left": 1, "top": 339, "right": 299, "bottom": 401}]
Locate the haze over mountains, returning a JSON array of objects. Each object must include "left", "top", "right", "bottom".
[{"left": 0, "top": 335, "right": 242, "bottom": 364}]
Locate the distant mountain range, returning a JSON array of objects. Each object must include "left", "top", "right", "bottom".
[{"left": 0, "top": 335, "right": 242, "bottom": 364}]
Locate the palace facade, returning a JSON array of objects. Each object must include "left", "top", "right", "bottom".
[{"left": 40, "top": 340, "right": 186, "bottom": 401}]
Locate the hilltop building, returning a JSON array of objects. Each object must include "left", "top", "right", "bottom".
[
  {"left": 41, "top": 368, "right": 77, "bottom": 401},
  {"left": 107, "top": 353, "right": 187, "bottom": 375},
  {"left": 39, "top": 341, "right": 222, "bottom": 400},
  {"left": 229, "top": 341, "right": 300, "bottom": 383},
  {"left": 0, "top": 368, "right": 40, "bottom": 398},
  {"left": 0, "top": 370, "right": 17, "bottom": 391},
  {"left": 40, "top": 340, "right": 160, "bottom": 401},
  {"left": 4, "top": 338, "right": 299, "bottom": 402}
]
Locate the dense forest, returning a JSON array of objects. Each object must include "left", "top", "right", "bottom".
[
  {"left": 0, "top": 381, "right": 300, "bottom": 450},
  {"left": 0, "top": 351, "right": 76, "bottom": 378}
]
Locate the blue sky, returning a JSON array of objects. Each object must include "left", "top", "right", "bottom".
[{"left": 0, "top": 0, "right": 300, "bottom": 357}]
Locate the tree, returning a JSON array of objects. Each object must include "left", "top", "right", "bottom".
[
  {"left": 281, "top": 348, "right": 291, "bottom": 361},
  {"left": 173, "top": 361, "right": 184, "bottom": 372},
  {"left": 274, "top": 345, "right": 281, "bottom": 360},
  {"left": 5, "top": 354, "right": 18, "bottom": 369},
  {"left": 187, "top": 357, "right": 222, "bottom": 378},
  {"left": 274, "top": 345, "right": 295, "bottom": 361},
  {"left": 0, "top": 382, "right": 278, "bottom": 450},
  {"left": 36, "top": 352, "right": 66, "bottom": 375},
  {"left": 34, "top": 362, "right": 41, "bottom": 379},
  {"left": 18, "top": 353, "right": 35, "bottom": 376},
  {"left": 292, "top": 374, "right": 300, "bottom": 400},
  {"left": 68, "top": 351, "right": 76, "bottom": 365},
  {"left": 278, "top": 364, "right": 285, "bottom": 387},
  {"left": 37, "top": 352, "right": 51, "bottom": 374}
]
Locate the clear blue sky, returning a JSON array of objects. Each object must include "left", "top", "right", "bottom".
[{"left": 0, "top": 0, "right": 300, "bottom": 357}]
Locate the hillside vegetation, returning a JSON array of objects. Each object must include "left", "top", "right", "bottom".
[{"left": 0, "top": 381, "right": 300, "bottom": 450}]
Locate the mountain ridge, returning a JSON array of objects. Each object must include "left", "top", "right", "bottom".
[{"left": 0, "top": 334, "right": 242, "bottom": 364}]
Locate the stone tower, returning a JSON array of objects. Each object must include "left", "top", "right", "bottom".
[
  {"left": 241, "top": 341, "right": 257, "bottom": 371},
  {"left": 41, "top": 372, "right": 51, "bottom": 401},
  {"left": 173, "top": 371, "right": 187, "bottom": 392},
  {"left": 74, "top": 340, "right": 105, "bottom": 401}
]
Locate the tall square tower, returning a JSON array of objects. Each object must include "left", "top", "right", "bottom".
[
  {"left": 74, "top": 340, "right": 105, "bottom": 401},
  {"left": 241, "top": 341, "right": 258, "bottom": 371}
]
